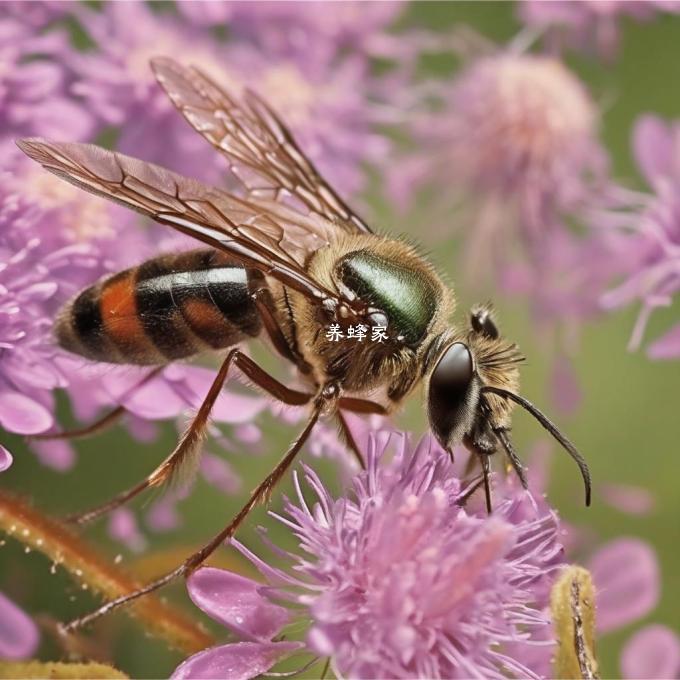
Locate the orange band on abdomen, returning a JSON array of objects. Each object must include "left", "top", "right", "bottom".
[{"left": 99, "top": 272, "right": 157, "bottom": 361}]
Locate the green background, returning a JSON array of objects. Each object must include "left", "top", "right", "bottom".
[{"left": 1, "top": 3, "right": 679, "bottom": 678}]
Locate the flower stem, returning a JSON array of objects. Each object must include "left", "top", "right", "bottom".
[{"left": 0, "top": 491, "right": 213, "bottom": 654}]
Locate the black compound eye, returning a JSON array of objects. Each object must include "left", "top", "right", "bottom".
[
  {"left": 430, "top": 342, "right": 474, "bottom": 402},
  {"left": 471, "top": 308, "right": 499, "bottom": 339},
  {"left": 428, "top": 342, "right": 475, "bottom": 447}
]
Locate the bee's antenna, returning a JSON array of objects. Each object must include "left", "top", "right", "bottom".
[{"left": 481, "top": 386, "right": 592, "bottom": 506}]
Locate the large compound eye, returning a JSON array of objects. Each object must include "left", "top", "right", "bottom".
[{"left": 427, "top": 342, "right": 475, "bottom": 447}]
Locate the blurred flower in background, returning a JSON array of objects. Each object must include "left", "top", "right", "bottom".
[
  {"left": 0, "top": 11, "right": 92, "bottom": 162},
  {"left": 518, "top": 0, "right": 680, "bottom": 59},
  {"left": 0, "top": 591, "right": 40, "bottom": 660},
  {"left": 71, "top": 1, "right": 395, "bottom": 195},
  {"left": 601, "top": 115, "right": 680, "bottom": 359}
]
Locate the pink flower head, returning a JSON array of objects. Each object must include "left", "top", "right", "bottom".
[
  {"left": 181, "top": 433, "right": 565, "bottom": 679},
  {"left": 600, "top": 115, "right": 680, "bottom": 359},
  {"left": 518, "top": 1, "right": 680, "bottom": 59},
  {"left": 173, "top": 569, "right": 303, "bottom": 680},
  {"left": 395, "top": 44, "right": 609, "bottom": 299}
]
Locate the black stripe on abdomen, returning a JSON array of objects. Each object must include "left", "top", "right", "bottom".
[
  {"left": 135, "top": 251, "right": 262, "bottom": 359},
  {"left": 135, "top": 258, "right": 198, "bottom": 360}
]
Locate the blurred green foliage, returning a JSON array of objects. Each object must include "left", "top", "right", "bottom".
[{"left": 2, "top": 3, "right": 680, "bottom": 678}]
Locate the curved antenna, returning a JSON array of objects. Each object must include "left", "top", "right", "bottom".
[{"left": 481, "top": 385, "right": 591, "bottom": 506}]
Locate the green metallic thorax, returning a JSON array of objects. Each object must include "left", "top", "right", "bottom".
[{"left": 337, "top": 250, "right": 438, "bottom": 347}]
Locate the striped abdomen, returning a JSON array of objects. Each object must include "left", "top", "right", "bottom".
[{"left": 57, "top": 249, "right": 263, "bottom": 365}]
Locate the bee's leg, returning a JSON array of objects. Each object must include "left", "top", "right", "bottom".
[
  {"left": 65, "top": 351, "right": 312, "bottom": 525},
  {"left": 251, "top": 289, "right": 310, "bottom": 371},
  {"left": 480, "top": 453, "right": 493, "bottom": 514},
  {"left": 336, "top": 398, "right": 387, "bottom": 469},
  {"left": 456, "top": 475, "right": 485, "bottom": 507},
  {"left": 493, "top": 427, "right": 529, "bottom": 490},
  {"left": 338, "top": 397, "right": 387, "bottom": 415},
  {"left": 465, "top": 415, "right": 497, "bottom": 514},
  {"left": 29, "top": 367, "right": 165, "bottom": 442},
  {"left": 336, "top": 411, "right": 366, "bottom": 469},
  {"left": 62, "top": 395, "right": 325, "bottom": 634}
]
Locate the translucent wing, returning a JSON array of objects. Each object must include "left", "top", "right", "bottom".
[
  {"left": 17, "top": 138, "right": 350, "bottom": 311},
  {"left": 150, "top": 56, "right": 372, "bottom": 234}
]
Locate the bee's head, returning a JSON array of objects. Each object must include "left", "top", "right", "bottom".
[
  {"left": 425, "top": 305, "right": 591, "bottom": 508},
  {"left": 426, "top": 305, "right": 517, "bottom": 451}
]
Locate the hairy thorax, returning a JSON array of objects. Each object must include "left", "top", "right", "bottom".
[{"left": 284, "top": 234, "right": 454, "bottom": 403}]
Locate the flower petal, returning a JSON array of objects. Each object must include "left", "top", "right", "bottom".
[
  {"left": 647, "top": 323, "right": 680, "bottom": 360},
  {"left": 600, "top": 483, "right": 654, "bottom": 515},
  {"left": 171, "top": 641, "right": 302, "bottom": 680},
  {"left": 0, "top": 392, "right": 52, "bottom": 435},
  {"left": 589, "top": 538, "right": 659, "bottom": 633},
  {"left": 621, "top": 624, "right": 680, "bottom": 679},
  {"left": 633, "top": 115, "right": 673, "bottom": 188},
  {"left": 187, "top": 568, "right": 290, "bottom": 641},
  {"left": 30, "top": 439, "right": 75, "bottom": 471},
  {"left": 0, "top": 591, "right": 40, "bottom": 660},
  {"left": 0, "top": 444, "right": 13, "bottom": 473}
]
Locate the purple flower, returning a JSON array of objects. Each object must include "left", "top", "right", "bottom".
[
  {"left": 600, "top": 483, "right": 655, "bottom": 515},
  {"left": 0, "top": 14, "right": 93, "bottom": 162},
  {"left": 173, "top": 569, "right": 303, "bottom": 680},
  {"left": 600, "top": 115, "right": 680, "bottom": 359},
  {"left": 390, "top": 45, "right": 611, "bottom": 313},
  {"left": 180, "top": 433, "right": 566, "bottom": 679},
  {"left": 108, "top": 507, "right": 147, "bottom": 554},
  {"left": 0, "top": 169, "right": 107, "bottom": 437},
  {"left": 419, "top": 50, "right": 604, "bottom": 231},
  {"left": 518, "top": 1, "right": 680, "bottom": 59},
  {"left": 388, "top": 43, "right": 620, "bottom": 404},
  {"left": 621, "top": 624, "right": 680, "bottom": 679},
  {"left": 177, "top": 1, "right": 404, "bottom": 67},
  {"left": 0, "top": 590, "right": 40, "bottom": 660},
  {"left": 71, "top": 2, "right": 389, "bottom": 197}
]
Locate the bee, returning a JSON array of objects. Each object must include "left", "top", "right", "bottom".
[{"left": 18, "top": 57, "right": 590, "bottom": 630}]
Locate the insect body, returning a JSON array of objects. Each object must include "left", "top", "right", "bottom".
[
  {"left": 17, "top": 56, "right": 590, "bottom": 631},
  {"left": 57, "top": 249, "right": 263, "bottom": 365}
]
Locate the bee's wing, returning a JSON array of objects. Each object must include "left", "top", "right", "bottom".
[
  {"left": 150, "top": 56, "right": 372, "bottom": 234},
  {"left": 16, "top": 138, "right": 349, "bottom": 309}
]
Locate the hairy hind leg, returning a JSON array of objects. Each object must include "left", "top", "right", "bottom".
[
  {"left": 66, "top": 350, "right": 312, "bottom": 525},
  {"left": 62, "top": 397, "right": 325, "bottom": 633}
]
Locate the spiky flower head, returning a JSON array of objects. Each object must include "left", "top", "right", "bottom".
[
  {"left": 443, "top": 52, "right": 602, "bottom": 224},
  {"left": 180, "top": 433, "right": 565, "bottom": 679}
]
